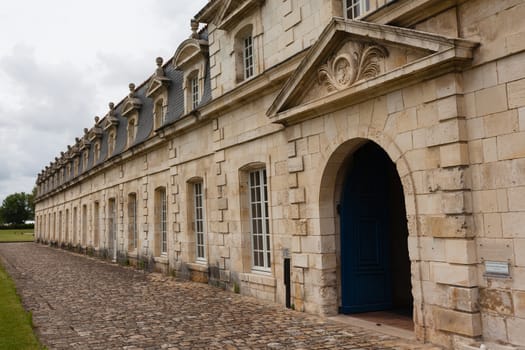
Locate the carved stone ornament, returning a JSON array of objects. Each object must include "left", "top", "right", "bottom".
[{"left": 318, "top": 42, "right": 388, "bottom": 92}]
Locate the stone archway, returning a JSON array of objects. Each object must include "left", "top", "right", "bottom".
[{"left": 317, "top": 135, "right": 420, "bottom": 333}]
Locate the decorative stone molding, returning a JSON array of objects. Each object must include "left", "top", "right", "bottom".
[
  {"left": 88, "top": 116, "right": 104, "bottom": 142},
  {"left": 103, "top": 102, "right": 119, "bottom": 130},
  {"left": 121, "top": 83, "right": 142, "bottom": 118},
  {"left": 79, "top": 128, "right": 91, "bottom": 150},
  {"left": 318, "top": 43, "right": 388, "bottom": 92},
  {"left": 146, "top": 57, "right": 171, "bottom": 99}
]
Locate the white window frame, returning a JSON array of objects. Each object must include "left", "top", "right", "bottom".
[
  {"left": 243, "top": 35, "right": 254, "bottom": 80},
  {"left": 193, "top": 182, "right": 206, "bottom": 262},
  {"left": 190, "top": 76, "right": 200, "bottom": 110},
  {"left": 160, "top": 189, "right": 167, "bottom": 255},
  {"left": 249, "top": 168, "right": 271, "bottom": 271},
  {"left": 128, "top": 193, "right": 137, "bottom": 251},
  {"left": 344, "top": 0, "right": 370, "bottom": 19}
]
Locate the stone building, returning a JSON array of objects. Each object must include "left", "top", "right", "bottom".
[{"left": 34, "top": 0, "right": 525, "bottom": 348}]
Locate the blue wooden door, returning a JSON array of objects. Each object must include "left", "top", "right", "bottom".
[{"left": 340, "top": 143, "right": 392, "bottom": 313}]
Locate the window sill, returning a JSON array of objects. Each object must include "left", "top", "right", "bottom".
[
  {"left": 154, "top": 256, "right": 169, "bottom": 265},
  {"left": 187, "top": 262, "right": 208, "bottom": 272},
  {"left": 239, "top": 272, "right": 276, "bottom": 287}
]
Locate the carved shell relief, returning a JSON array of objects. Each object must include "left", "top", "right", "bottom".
[{"left": 318, "top": 42, "right": 389, "bottom": 92}]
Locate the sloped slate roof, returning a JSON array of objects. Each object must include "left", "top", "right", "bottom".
[{"left": 39, "top": 28, "right": 211, "bottom": 186}]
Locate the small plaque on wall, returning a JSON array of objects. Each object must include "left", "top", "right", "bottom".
[{"left": 484, "top": 261, "right": 510, "bottom": 277}]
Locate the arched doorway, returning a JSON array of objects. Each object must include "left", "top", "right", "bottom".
[{"left": 339, "top": 141, "right": 412, "bottom": 318}]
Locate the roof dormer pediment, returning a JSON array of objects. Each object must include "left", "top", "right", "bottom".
[
  {"left": 267, "top": 18, "right": 478, "bottom": 124},
  {"left": 122, "top": 83, "right": 143, "bottom": 118},
  {"left": 173, "top": 38, "right": 208, "bottom": 70},
  {"left": 146, "top": 57, "right": 171, "bottom": 99},
  {"left": 103, "top": 102, "right": 119, "bottom": 130}
]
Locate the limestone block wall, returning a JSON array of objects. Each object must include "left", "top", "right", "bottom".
[
  {"left": 456, "top": 0, "right": 525, "bottom": 346},
  {"left": 34, "top": 0, "right": 525, "bottom": 348}
]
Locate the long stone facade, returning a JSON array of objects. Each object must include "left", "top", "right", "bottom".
[{"left": 34, "top": 0, "right": 525, "bottom": 348}]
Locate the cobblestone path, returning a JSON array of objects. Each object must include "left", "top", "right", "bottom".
[{"left": 0, "top": 243, "right": 441, "bottom": 350}]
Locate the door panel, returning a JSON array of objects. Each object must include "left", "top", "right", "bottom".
[{"left": 341, "top": 143, "right": 392, "bottom": 314}]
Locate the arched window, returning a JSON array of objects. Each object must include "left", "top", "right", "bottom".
[
  {"left": 127, "top": 117, "right": 137, "bottom": 147},
  {"left": 94, "top": 142, "right": 101, "bottom": 164},
  {"left": 189, "top": 72, "right": 200, "bottom": 110},
  {"left": 107, "top": 130, "right": 116, "bottom": 157},
  {"left": 154, "top": 99, "right": 165, "bottom": 129}
]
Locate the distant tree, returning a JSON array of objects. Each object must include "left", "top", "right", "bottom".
[
  {"left": 28, "top": 187, "right": 36, "bottom": 220},
  {"left": 0, "top": 192, "right": 33, "bottom": 224}
]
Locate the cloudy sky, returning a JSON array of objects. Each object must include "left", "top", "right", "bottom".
[{"left": 0, "top": 0, "right": 208, "bottom": 203}]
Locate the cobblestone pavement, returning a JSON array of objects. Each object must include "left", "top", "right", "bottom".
[{"left": 0, "top": 243, "right": 441, "bottom": 350}]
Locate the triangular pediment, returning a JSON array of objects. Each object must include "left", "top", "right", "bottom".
[
  {"left": 146, "top": 77, "right": 170, "bottom": 99},
  {"left": 267, "top": 18, "right": 478, "bottom": 124},
  {"left": 122, "top": 83, "right": 143, "bottom": 118},
  {"left": 217, "top": 0, "right": 264, "bottom": 30}
]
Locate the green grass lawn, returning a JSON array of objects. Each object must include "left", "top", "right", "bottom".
[
  {"left": 0, "top": 262, "right": 43, "bottom": 349},
  {"left": 0, "top": 230, "right": 34, "bottom": 243}
]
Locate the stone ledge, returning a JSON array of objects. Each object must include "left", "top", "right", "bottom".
[
  {"left": 153, "top": 256, "right": 169, "bottom": 265},
  {"left": 457, "top": 342, "right": 521, "bottom": 350},
  {"left": 240, "top": 272, "right": 276, "bottom": 287},
  {"left": 186, "top": 262, "right": 208, "bottom": 273}
]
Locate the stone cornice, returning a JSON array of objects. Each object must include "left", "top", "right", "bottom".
[{"left": 363, "top": 0, "right": 462, "bottom": 27}]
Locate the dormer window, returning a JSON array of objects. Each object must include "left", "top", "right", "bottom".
[
  {"left": 154, "top": 99, "right": 165, "bottom": 129},
  {"left": 94, "top": 141, "right": 101, "bottom": 164},
  {"left": 185, "top": 70, "right": 201, "bottom": 112},
  {"left": 127, "top": 118, "right": 137, "bottom": 146},
  {"left": 83, "top": 151, "right": 89, "bottom": 171},
  {"left": 191, "top": 75, "right": 200, "bottom": 109},
  {"left": 122, "top": 83, "right": 142, "bottom": 147},
  {"left": 174, "top": 22, "right": 208, "bottom": 114},
  {"left": 108, "top": 130, "right": 116, "bottom": 157},
  {"left": 146, "top": 57, "right": 171, "bottom": 132},
  {"left": 74, "top": 158, "right": 79, "bottom": 177},
  {"left": 344, "top": 0, "right": 370, "bottom": 19}
]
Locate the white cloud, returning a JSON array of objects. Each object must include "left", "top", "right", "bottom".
[{"left": 0, "top": 0, "right": 208, "bottom": 202}]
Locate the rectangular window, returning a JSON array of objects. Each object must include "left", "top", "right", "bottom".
[
  {"left": 128, "top": 194, "right": 137, "bottom": 251},
  {"left": 53, "top": 212, "right": 56, "bottom": 240},
  {"left": 58, "top": 211, "right": 62, "bottom": 241},
  {"left": 344, "top": 0, "right": 370, "bottom": 19},
  {"left": 73, "top": 207, "right": 78, "bottom": 244},
  {"left": 82, "top": 204, "right": 87, "bottom": 246},
  {"left": 108, "top": 198, "right": 117, "bottom": 257},
  {"left": 155, "top": 188, "right": 168, "bottom": 255},
  {"left": 243, "top": 35, "right": 254, "bottom": 79},
  {"left": 249, "top": 168, "right": 270, "bottom": 270},
  {"left": 65, "top": 209, "right": 70, "bottom": 242},
  {"left": 161, "top": 190, "right": 167, "bottom": 254},
  {"left": 191, "top": 76, "right": 199, "bottom": 110},
  {"left": 193, "top": 182, "right": 205, "bottom": 261},
  {"left": 93, "top": 202, "right": 99, "bottom": 247}
]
